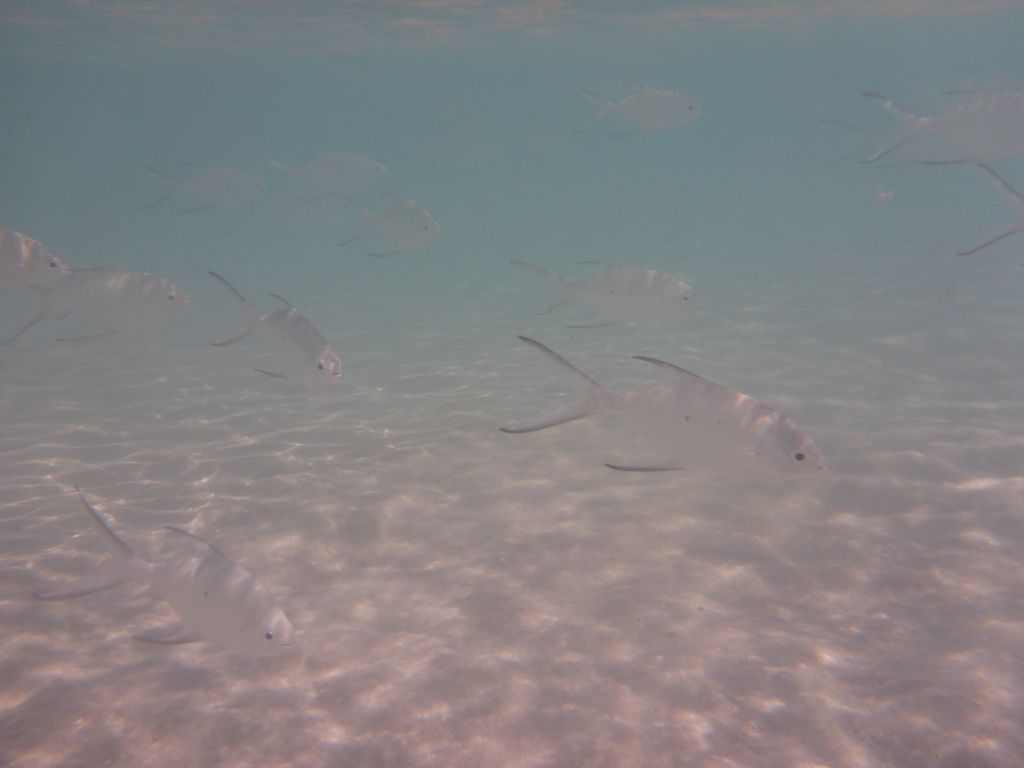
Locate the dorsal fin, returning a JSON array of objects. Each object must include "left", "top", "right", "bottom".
[
  {"left": 164, "top": 526, "right": 229, "bottom": 559},
  {"left": 268, "top": 292, "right": 294, "bottom": 308},
  {"left": 633, "top": 355, "right": 713, "bottom": 385}
]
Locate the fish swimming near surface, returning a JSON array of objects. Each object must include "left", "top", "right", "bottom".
[
  {"left": 501, "top": 336, "right": 826, "bottom": 476},
  {"left": 957, "top": 163, "right": 1024, "bottom": 256},
  {"left": 207, "top": 270, "right": 342, "bottom": 384},
  {"left": 336, "top": 195, "right": 440, "bottom": 257},
  {"left": 34, "top": 486, "right": 296, "bottom": 658},
  {"left": 861, "top": 90, "right": 1024, "bottom": 165},
  {"left": 131, "top": 161, "right": 267, "bottom": 212},
  {"left": 511, "top": 260, "right": 693, "bottom": 327},
  {"left": 3, "top": 267, "right": 189, "bottom": 345},
  {"left": 571, "top": 85, "right": 701, "bottom": 137},
  {"left": 0, "top": 229, "right": 70, "bottom": 288},
  {"left": 269, "top": 153, "right": 387, "bottom": 197}
]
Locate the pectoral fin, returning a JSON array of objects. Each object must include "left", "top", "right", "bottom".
[
  {"left": 254, "top": 368, "right": 287, "bottom": 378},
  {"left": 135, "top": 626, "right": 204, "bottom": 645}
]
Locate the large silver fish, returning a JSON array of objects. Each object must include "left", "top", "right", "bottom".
[
  {"left": 270, "top": 153, "right": 387, "bottom": 196},
  {"left": 337, "top": 195, "right": 440, "bottom": 257},
  {"left": 0, "top": 229, "right": 70, "bottom": 288},
  {"left": 208, "top": 271, "right": 342, "bottom": 384},
  {"left": 131, "top": 161, "right": 267, "bottom": 212},
  {"left": 957, "top": 163, "right": 1024, "bottom": 256},
  {"left": 3, "top": 267, "right": 189, "bottom": 345},
  {"left": 501, "top": 336, "right": 826, "bottom": 475},
  {"left": 34, "top": 487, "right": 296, "bottom": 658},
  {"left": 572, "top": 85, "right": 700, "bottom": 137},
  {"left": 862, "top": 91, "right": 1024, "bottom": 165},
  {"left": 511, "top": 260, "right": 693, "bottom": 327}
]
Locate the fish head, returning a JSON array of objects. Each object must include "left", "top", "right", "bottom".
[
  {"left": 4, "top": 231, "right": 71, "bottom": 286},
  {"left": 254, "top": 607, "right": 297, "bottom": 656},
  {"left": 316, "top": 350, "right": 343, "bottom": 380},
  {"left": 160, "top": 280, "right": 191, "bottom": 311},
  {"left": 769, "top": 419, "right": 827, "bottom": 475}
]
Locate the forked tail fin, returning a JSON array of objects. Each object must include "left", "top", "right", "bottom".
[
  {"left": 208, "top": 271, "right": 259, "bottom": 346},
  {"left": 860, "top": 92, "right": 923, "bottom": 164},
  {"left": 33, "top": 486, "right": 144, "bottom": 600},
  {"left": 509, "top": 260, "right": 568, "bottom": 315},
  {"left": 500, "top": 336, "right": 609, "bottom": 433}
]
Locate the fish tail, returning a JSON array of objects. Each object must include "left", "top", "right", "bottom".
[
  {"left": 207, "top": 271, "right": 259, "bottom": 336},
  {"left": 860, "top": 92, "right": 923, "bottom": 164},
  {"left": 34, "top": 487, "right": 144, "bottom": 599},
  {"left": 500, "top": 336, "right": 609, "bottom": 434},
  {"left": 129, "top": 160, "right": 175, "bottom": 182},
  {"left": 509, "top": 260, "right": 568, "bottom": 314}
]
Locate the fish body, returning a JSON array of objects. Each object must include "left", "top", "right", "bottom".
[
  {"left": 573, "top": 85, "right": 700, "bottom": 137},
  {"left": 338, "top": 196, "right": 440, "bottom": 257},
  {"left": 863, "top": 91, "right": 1024, "bottom": 164},
  {"left": 208, "top": 271, "right": 342, "bottom": 384},
  {"left": 3, "top": 268, "right": 189, "bottom": 345},
  {"left": 271, "top": 153, "right": 386, "bottom": 195},
  {"left": 34, "top": 488, "right": 295, "bottom": 658},
  {"left": 501, "top": 337, "right": 825, "bottom": 476},
  {"left": 0, "top": 229, "right": 70, "bottom": 288},
  {"left": 511, "top": 260, "right": 692, "bottom": 326}
]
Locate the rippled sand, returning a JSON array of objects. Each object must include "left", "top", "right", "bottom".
[{"left": 2, "top": 260, "right": 1024, "bottom": 768}]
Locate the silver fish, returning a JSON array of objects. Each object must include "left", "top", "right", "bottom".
[
  {"left": 958, "top": 163, "right": 1024, "bottom": 256},
  {"left": 862, "top": 91, "right": 1024, "bottom": 165},
  {"left": 337, "top": 195, "right": 440, "bottom": 257},
  {"left": 511, "top": 260, "right": 693, "bottom": 327},
  {"left": 270, "top": 153, "right": 386, "bottom": 196},
  {"left": 208, "top": 271, "right": 342, "bottom": 384},
  {"left": 0, "top": 229, "right": 70, "bottom": 288},
  {"left": 131, "top": 161, "right": 267, "bottom": 212},
  {"left": 501, "top": 336, "right": 826, "bottom": 476},
  {"left": 34, "top": 487, "right": 296, "bottom": 658},
  {"left": 3, "top": 267, "right": 189, "bottom": 345},
  {"left": 572, "top": 85, "right": 700, "bottom": 137}
]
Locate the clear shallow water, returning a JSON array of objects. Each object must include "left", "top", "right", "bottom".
[{"left": 2, "top": 3, "right": 1024, "bottom": 766}]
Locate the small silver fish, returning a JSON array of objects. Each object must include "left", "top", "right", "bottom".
[
  {"left": 208, "top": 271, "right": 342, "bottom": 384},
  {"left": 3, "top": 267, "right": 189, "bottom": 345},
  {"left": 34, "top": 486, "right": 296, "bottom": 658},
  {"left": 0, "top": 229, "right": 70, "bottom": 288},
  {"left": 958, "top": 163, "right": 1024, "bottom": 256},
  {"left": 501, "top": 336, "right": 825, "bottom": 476},
  {"left": 572, "top": 85, "right": 700, "bottom": 137},
  {"left": 131, "top": 161, "right": 267, "bottom": 212},
  {"left": 337, "top": 196, "right": 440, "bottom": 257},
  {"left": 270, "top": 153, "right": 387, "bottom": 196},
  {"left": 511, "top": 260, "right": 693, "bottom": 327},
  {"left": 862, "top": 91, "right": 1024, "bottom": 165}
]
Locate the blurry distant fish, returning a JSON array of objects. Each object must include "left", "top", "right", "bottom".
[
  {"left": 34, "top": 486, "right": 296, "bottom": 658},
  {"left": 0, "top": 229, "right": 70, "bottom": 288},
  {"left": 269, "top": 153, "right": 387, "bottom": 197},
  {"left": 958, "top": 163, "right": 1024, "bottom": 256},
  {"left": 208, "top": 271, "right": 342, "bottom": 384},
  {"left": 501, "top": 336, "right": 826, "bottom": 476},
  {"left": 3, "top": 268, "right": 189, "bottom": 345},
  {"left": 337, "top": 195, "right": 440, "bottom": 257},
  {"left": 510, "top": 260, "right": 693, "bottom": 327},
  {"left": 874, "top": 186, "right": 894, "bottom": 205},
  {"left": 572, "top": 85, "right": 700, "bottom": 137},
  {"left": 131, "top": 161, "right": 267, "bottom": 212},
  {"left": 861, "top": 91, "right": 1024, "bottom": 165}
]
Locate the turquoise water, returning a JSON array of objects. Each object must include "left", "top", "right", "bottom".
[{"left": 3, "top": 3, "right": 1024, "bottom": 766}]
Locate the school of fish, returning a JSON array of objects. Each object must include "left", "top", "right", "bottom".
[{"left": 7, "top": 77, "right": 1021, "bottom": 660}]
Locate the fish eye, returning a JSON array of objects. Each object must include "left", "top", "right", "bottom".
[
  {"left": 168, "top": 293, "right": 176, "bottom": 301},
  {"left": 317, "top": 362, "right": 324, "bottom": 371},
  {"left": 793, "top": 452, "right": 806, "bottom": 462},
  {"left": 49, "top": 259, "right": 60, "bottom": 268},
  {"left": 265, "top": 631, "right": 273, "bottom": 640}
]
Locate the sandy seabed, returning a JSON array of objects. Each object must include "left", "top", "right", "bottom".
[{"left": 1, "top": 264, "right": 1024, "bottom": 768}]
